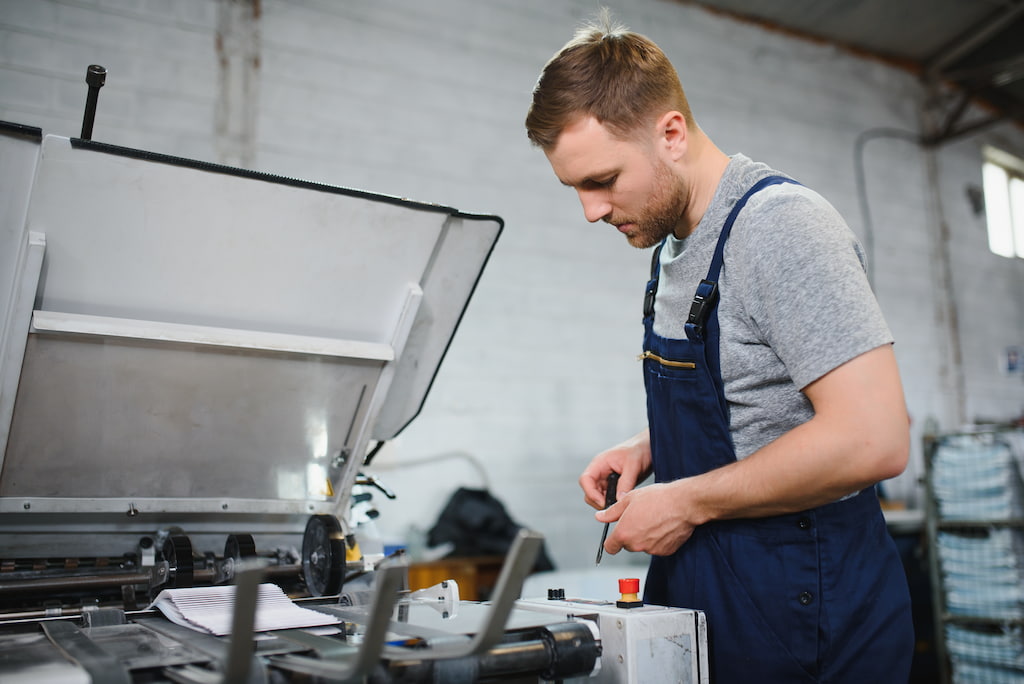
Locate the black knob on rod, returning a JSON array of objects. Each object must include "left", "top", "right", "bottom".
[{"left": 80, "top": 64, "right": 107, "bottom": 141}]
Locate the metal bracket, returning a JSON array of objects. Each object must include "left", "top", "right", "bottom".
[
  {"left": 271, "top": 529, "right": 544, "bottom": 679},
  {"left": 331, "top": 282, "right": 423, "bottom": 514},
  {"left": 42, "top": 620, "right": 132, "bottom": 684},
  {"left": 270, "top": 557, "right": 407, "bottom": 681},
  {"left": 384, "top": 528, "right": 543, "bottom": 660}
]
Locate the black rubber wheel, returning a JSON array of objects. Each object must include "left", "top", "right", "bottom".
[
  {"left": 162, "top": 534, "right": 195, "bottom": 588},
  {"left": 302, "top": 514, "right": 345, "bottom": 597},
  {"left": 224, "top": 533, "right": 257, "bottom": 561}
]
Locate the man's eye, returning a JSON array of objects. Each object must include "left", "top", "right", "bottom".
[{"left": 591, "top": 176, "right": 616, "bottom": 188}]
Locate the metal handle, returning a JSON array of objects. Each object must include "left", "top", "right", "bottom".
[{"left": 80, "top": 64, "right": 106, "bottom": 140}]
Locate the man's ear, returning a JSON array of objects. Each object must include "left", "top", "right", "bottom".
[{"left": 656, "top": 111, "right": 688, "bottom": 161}]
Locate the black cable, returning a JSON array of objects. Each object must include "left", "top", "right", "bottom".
[
  {"left": 363, "top": 440, "right": 385, "bottom": 466},
  {"left": 853, "top": 127, "right": 922, "bottom": 288}
]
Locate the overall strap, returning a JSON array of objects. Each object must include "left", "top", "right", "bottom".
[
  {"left": 684, "top": 175, "right": 798, "bottom": 341},
  {"left": 642, "top": 239, "right": 666, "bottom": 321}
]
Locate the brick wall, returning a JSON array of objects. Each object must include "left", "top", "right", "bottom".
[{"left": 1, "top": 0, "right": 1022, "bottom": 571}]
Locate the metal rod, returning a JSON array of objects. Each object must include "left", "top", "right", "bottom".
[
  {"left": 0, "top": 563, "right": 298, "bottom": 597},
  {"left": 80, "top": 64, "right": 107, "bottom": 140},
  {"left": 0, "top": 571, "right": 151, "bottom": 594}
]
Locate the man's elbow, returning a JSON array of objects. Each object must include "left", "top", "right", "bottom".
[
  {"left": 870, "top": 419, "right": 911, "bottom": 482},
  {"left": 876, "top": 441, "right": 910, "bottom": 482}
]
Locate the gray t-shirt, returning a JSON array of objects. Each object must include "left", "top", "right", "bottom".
[{"left": 654, "top": 154, "right": 892, "bottom": 460}]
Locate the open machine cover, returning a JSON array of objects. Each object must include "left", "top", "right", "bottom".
[{"left": 0, "top": 129, "right": 501, "bottom": 552}]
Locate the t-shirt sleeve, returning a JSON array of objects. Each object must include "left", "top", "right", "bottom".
[{"left": 729, "top": 185, "right": 893, "bottom": 390}]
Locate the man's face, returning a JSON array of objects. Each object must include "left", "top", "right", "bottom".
[{"left": 544, "top": 116, "right": 688, "bottom": 249}]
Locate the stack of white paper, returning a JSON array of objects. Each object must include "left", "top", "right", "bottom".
[{"left": 149, "top": 583, "right": 340, "bottom": 636}]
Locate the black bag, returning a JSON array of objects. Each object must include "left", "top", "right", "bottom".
[{"left": 427, "top": 487, "right": 555, "bottom": 573}]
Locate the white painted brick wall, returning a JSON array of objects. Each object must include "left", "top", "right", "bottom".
[{"left": 1, "top": 0, "right": 1022, "bottom": 572}]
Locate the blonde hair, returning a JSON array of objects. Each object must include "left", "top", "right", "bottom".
[{"left": 525, "top": 10, "right": 694, "bottom": 149}]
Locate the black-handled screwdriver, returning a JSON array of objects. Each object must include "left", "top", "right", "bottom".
[{"left": 595, "top": 472, "right": 620, "bottom": 565}]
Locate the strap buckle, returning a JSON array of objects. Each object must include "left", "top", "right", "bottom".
[
  {"left": 643, "top": 282, "right": 657, "bottom": 319},
  {"left": 686, "top": 279, "right": 719, "bottom": 334}
]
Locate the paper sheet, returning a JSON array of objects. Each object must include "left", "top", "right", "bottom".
[{"left": 149, "top": 583, "right": 340, "bottom": 636}]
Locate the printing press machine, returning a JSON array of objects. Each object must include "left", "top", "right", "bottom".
[{"left": 0, "top": 117, "right": 709, "bottom": 683}]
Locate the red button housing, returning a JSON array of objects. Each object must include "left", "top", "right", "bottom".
[{"left": 617, "top": 577, "right": 642, "bottom": 607}]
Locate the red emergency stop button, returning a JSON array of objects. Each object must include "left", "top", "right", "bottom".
[{"left": 616, "top": 577, "right": 643, "bottom": 608}]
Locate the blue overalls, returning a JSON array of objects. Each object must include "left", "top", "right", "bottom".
[{"left": 640, "top": 176, "right": 913, "bottom": 682}]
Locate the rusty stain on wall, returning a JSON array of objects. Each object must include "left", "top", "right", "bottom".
[{"left": 215, "top": 0, "right": 261, "bottom": 169}]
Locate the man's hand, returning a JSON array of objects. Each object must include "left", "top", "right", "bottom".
[
  {"left": 595, "top": 480, "right": 699, "bottom": 557},
  {"left": 579, "top": 429, "right": 652, "bottom": 510}
]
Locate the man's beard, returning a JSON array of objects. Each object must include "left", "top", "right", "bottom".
[{"left": 610, "top": 161, "right": 688, "bottom": 249}]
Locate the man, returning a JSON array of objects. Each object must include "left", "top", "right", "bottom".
[{"left": 525, "top": 12, "right": 914, "bottom": 683}]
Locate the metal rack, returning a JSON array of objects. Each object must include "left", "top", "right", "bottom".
[{"left": 923, "top": 428, "right": 1024, "bottom": 683}]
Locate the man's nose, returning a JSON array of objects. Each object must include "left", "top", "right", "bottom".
[{"left": 578, "top": 190, "right": 612, "bottom": 223}]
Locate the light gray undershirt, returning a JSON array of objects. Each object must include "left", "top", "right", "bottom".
[{"left": 653, "top": 154, "right": 892, "bottom": 460}]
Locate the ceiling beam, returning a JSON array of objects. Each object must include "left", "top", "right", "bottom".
[
  {"left": 924, "top": 0, "right": 1024, "bottom": 80},
  {"left": 942, "top": 53, "right": 1024, "bottom": 88}
]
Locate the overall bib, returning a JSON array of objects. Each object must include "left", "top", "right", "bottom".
[{"left": 640, "top": 176, "right": 913, "bottom": 683}]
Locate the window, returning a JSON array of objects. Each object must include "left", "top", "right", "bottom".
[{"left": 983, "top": 147, "right": 1024, "bottom": 258}]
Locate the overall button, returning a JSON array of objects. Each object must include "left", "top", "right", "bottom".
[
  {"left": 797, "top": 516, "right": 812, "bottom": 530},
  {"left": 798, "top": 591, "right": 814, "bottom": 606}
]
